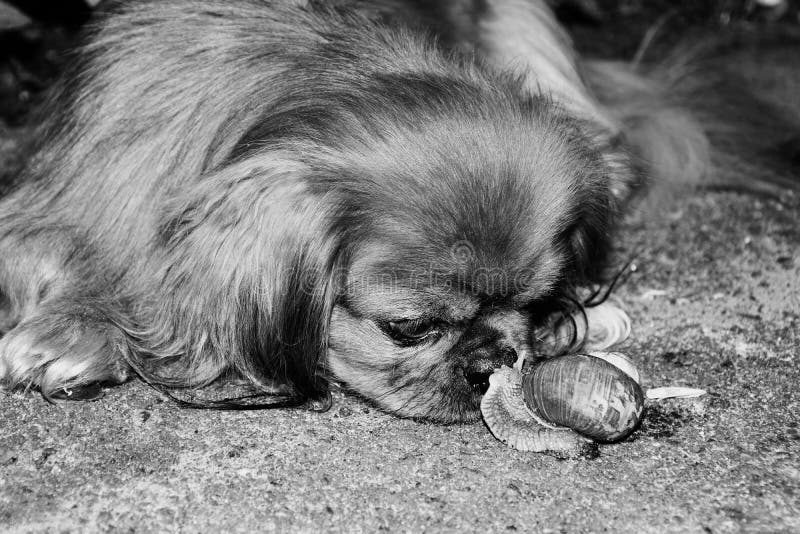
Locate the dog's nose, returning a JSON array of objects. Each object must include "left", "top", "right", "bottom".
[{"left": 463, "top": 346, "right": 517, "bottom": 393}]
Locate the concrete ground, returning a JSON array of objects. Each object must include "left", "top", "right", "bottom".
[
  {"left": 1, "top": 9, "right": 799, "bottom": 534},
  {"left": 5, "top": 187, "right": 799, "bottom": 533}
]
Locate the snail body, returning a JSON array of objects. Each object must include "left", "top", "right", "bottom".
[
  {"left": 480, "top": 367, "right": 597, "bottom": 457},
  {"left": 522, "top": 354, "right": 645, "bottom": 442}
]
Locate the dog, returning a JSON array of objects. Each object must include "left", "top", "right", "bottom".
[{"left": 0, "top": 0, "right": 797, "bottom": 455}]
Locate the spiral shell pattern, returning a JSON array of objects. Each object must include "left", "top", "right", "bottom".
[
  {"left": 540, "top": 302, "right": 632, "bottom": 355},
  {"left": 583, "top": 303, "right": 632, "bottom": 351},
  {"left": 523, "top": 354, "right": 645, "bottom": 442}
]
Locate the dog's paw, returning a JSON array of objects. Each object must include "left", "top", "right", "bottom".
[{"left": 0, "top": 307, "right": 130, "bottom": 400}]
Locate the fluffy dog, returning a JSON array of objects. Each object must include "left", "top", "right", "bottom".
[{"left": 0, "top": 0, "right": 796, "bottom": 451}]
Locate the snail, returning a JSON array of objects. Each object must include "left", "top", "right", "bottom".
[
  {"left": 481, "top": 352, "right": 645, "bottom": 455},
  {"left": 539, "top": 302, "right": 632, "bottom": 355},
  {"left": 587, "top": 350, "right": 640, "bottom": 385},
  {"left": 582, "top": 304, "right": 631, "bottom": 351},
  {"left": 480, "top": 366, "right": 597, "bottom": 457},
  {"left": 523, "top": 353, "right": 644, "bottom": 442}
]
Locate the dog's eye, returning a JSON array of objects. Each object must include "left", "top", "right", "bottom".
[{"left": 381, "top": 319, "right": 441, "bottom": 347}]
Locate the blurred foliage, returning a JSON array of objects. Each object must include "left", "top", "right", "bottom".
[
  {"left": 562, "top": 0, "right": 800, "bottom": 57},
  {"left": 0, "top": 1, "right": 88, "bottom": 124},
  {"left": 4, "top": 0, "right": 93, "bottom": 27},
  {"left": 0, "top": 0, "right": 797, "bottom": 124}
]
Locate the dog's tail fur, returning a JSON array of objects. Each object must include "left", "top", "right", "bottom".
[{"left": 583, "top": 31, "right": 800, "bottom": 200}]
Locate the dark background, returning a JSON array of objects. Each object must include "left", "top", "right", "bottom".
[{"left": 0, "top": 0, "right": 798, "bottom": 123}]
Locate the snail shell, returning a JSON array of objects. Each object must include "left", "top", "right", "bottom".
[
  {"left": 480, "top": 367, "right": 596, "bottom": 457},
  {"left": 522, "top": 354, "right": 645, "bottom": 442},
  {"left": 589, "top": 351, "right": 641, "bottom": 384},
  {"left": 583, "top": 304, "right": 631, "bottom": 351},
  {"left": 540, "top": 302, "right": 632, "bottom": 355}
]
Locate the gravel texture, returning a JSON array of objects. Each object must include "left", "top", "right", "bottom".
[{"left": 2, "top": 163, "right": 798, "bottom": 534}]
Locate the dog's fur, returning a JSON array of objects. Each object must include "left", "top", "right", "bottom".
[{"left": 0, "top": 0, "right": 797, "bottom": 452}]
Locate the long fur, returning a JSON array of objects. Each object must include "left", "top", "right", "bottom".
[
  {"left": 584, "top": 34, "right": 800, "bottom": 197},
  {"left": 0, "top": 1, "right": 797, "bottom": 437}
]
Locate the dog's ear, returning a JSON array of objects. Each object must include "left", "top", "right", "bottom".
[
  {"left": 563, "top": 185, "right": 614, "bottom": 285},
  {"left": 130, "top": 153, "right": 344, "bottom": 406},
  {"left": 597, "top": 132, "right": 644, "bottom": 204},
  {"left": 559, "top": 128, "right": 634, "bottom": 285},
  {"left": 577, "top": 118, "right": 645, "bottom": 206}
]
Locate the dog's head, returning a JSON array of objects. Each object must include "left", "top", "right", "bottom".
[
  {"left": 312, "top": 94, "right": 624, "bottom": 422},
  {"left": 208, "top": 71, "right": 629, "bottom": 420}
]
